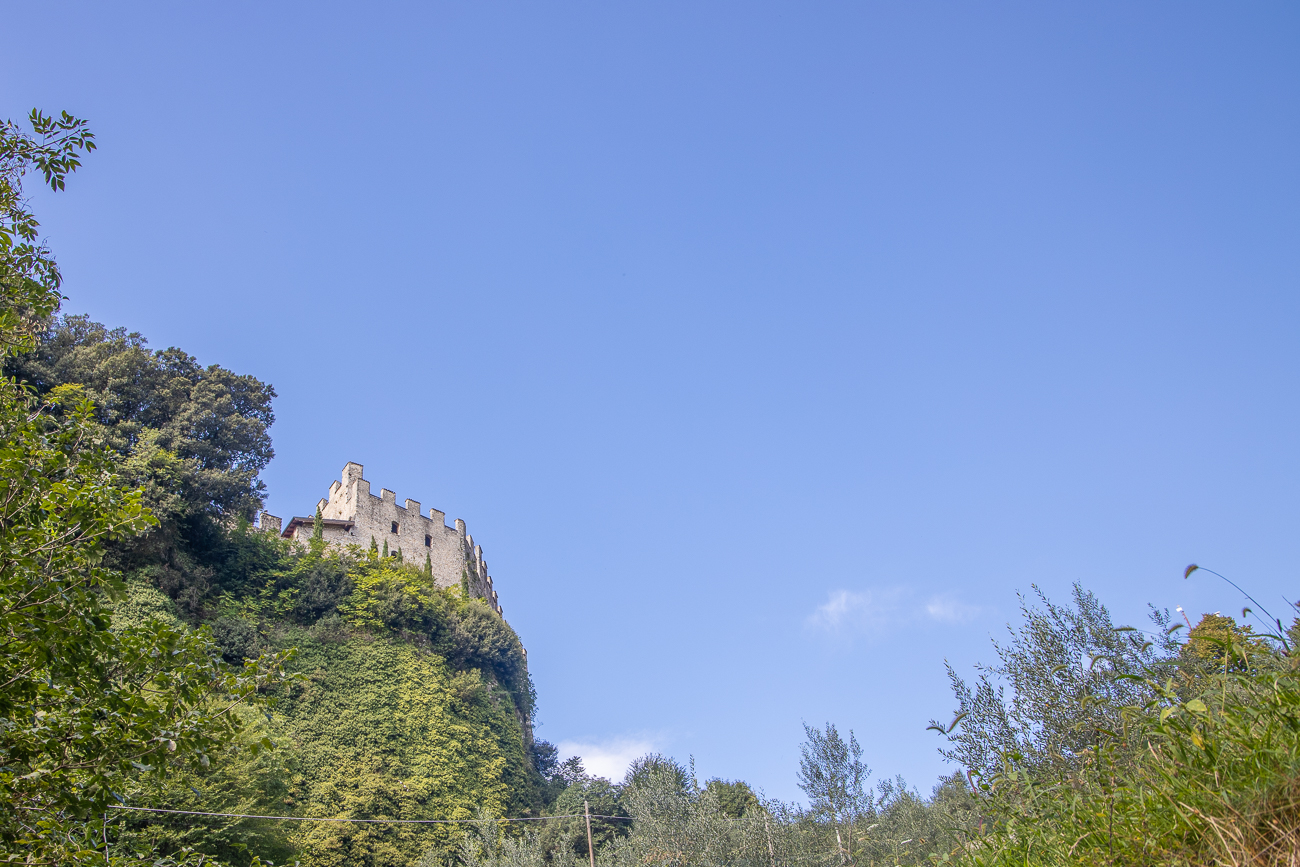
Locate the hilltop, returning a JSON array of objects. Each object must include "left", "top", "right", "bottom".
[{"left": 8, "top": 315, "right": 549, "bottom": 866}]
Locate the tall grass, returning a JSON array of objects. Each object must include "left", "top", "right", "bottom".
[{"left": 963, "top": 636, "right": 1300, "bottom": 866}]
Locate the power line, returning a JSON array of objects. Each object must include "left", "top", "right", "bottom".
[
  {"left": 111, "top": 806, "right": 569, "bottom": 824},
  {"left": 107, "top": 805, "right": 633, "bottom": 824}
]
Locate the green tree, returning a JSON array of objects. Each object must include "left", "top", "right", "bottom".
[
  {"left": 849, "top": 773, "right": 978, "bottom": 866},
  {"left": 935, "top": 583, "right": 1180, "bottom": 780},
  {"left": 704, "top": 778, "right": 760, "bottom": 819},
  {"left": 7, "top": 314, "right": 276, "bottom": 524},
  {"left": 0, "top": 109, "right": 288, "bottom": 866},
  {"left": 110, "top": 580, "right": 296, "bottom": 865},
  {"left": 542, "top": 758, "right": 628, "bottom": 862},
  {"left": 455, "top": 811, "right": 547, "bottom": 867},
  {"left": 1181, "top": 611, "right": 1270, "bottom": 675},
  {"left": 0, "top": 110, "right": 94, "bottom": 354},
  {"left": 797, "top": 723, "right": 870, "bottom": 863},
  {"left": 6, "top": 314, "right": 278, "bottom": 619},
  {"left": 605, "top": 754, "right": 783, "bottom": 867}
]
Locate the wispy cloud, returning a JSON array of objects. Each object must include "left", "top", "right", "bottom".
[
  {"left": 924, "top": 594, "right": 981, "bottom": 623},
  {"left": 556, "top": 737, "right": 658, "bottom": 782},
  {"left": 806, "top": 587, "right": 982, "bottom": 637},
  {"left": 806, "top": 588, "right": 904, "bottom": 634}
]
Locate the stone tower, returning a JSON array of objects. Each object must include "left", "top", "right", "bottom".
[{"left": 255, "top": 462, "right": 502, "bottom": 617}]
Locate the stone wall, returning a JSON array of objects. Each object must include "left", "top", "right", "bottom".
[{"left": 256, "top": 462, "right": 502, "bottom": 617}]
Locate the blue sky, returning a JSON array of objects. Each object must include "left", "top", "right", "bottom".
[{"left": 5, "top": 2, "right": 1300, "bottom": 801}]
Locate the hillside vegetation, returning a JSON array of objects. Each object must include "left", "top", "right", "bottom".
[
  {"left": 0, "top": 110, "right": 547, "bottom": 867},
  {"left": 4, "top": 310, "right": 548, "bottom": 867},
  {"left": 106, "top": 539, "right": 544, "bottom": 867}
]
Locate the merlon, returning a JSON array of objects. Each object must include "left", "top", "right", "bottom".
[{"left": 255, "top": 462, "right": 502, "bottom": 617}]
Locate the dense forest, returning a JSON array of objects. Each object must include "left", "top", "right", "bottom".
[{"left": 3, "top": 111, "right": 1300, "bottom": 866}]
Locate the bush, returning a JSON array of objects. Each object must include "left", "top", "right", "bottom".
[{"left": 955, "top": 622, "right": 1300, "bottom": 866}]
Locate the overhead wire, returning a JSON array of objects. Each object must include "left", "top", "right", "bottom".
[{"left": 107, "top": 805, "right": 633, "bottom": 824}]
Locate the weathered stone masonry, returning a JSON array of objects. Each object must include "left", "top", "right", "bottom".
[{"left": 255, "top": 462, "right": 503, "bottom": 617}]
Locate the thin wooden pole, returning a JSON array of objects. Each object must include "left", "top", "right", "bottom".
[
  {"left": 584, "top": 800, "right": 595, "bottom": 867},
  {"left": 765, "top": 814, "right": 776, "bottom": 867}
]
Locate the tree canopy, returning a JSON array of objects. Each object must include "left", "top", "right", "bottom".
[{"left": 8, "top": 315, "right": 276, "bottom": 522}]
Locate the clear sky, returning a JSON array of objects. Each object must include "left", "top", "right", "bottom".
[{"left": 4, "top": 1, "right": 1299, "bottom": 802}]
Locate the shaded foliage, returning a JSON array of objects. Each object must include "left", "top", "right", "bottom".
[
  {"left": 6, "top": 314, "right": 278, "bottom": 620},
  {"left": 0, "top": 108, "right": 288, "bottom": 867},
  {"left": 704, "top": 779, "right": 761, "bottom": 819},
  {"left": 7, "top": 314, "right": 275, "bottom": 521}
]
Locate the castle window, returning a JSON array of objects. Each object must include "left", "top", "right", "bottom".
[
  {"left": 425, "top": 535, "right": 432, "bottom": 547},
  {"left": 391, "top": 521, "right": 399, "bottom": 534}
]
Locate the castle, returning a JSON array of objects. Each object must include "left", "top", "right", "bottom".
[{"left": 255, "top": 462, "right": 503, "bottom": 618}]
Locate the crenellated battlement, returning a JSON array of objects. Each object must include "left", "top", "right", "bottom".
[{"left": 257, "top": 462, "right": 503, "bottom": 617}]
